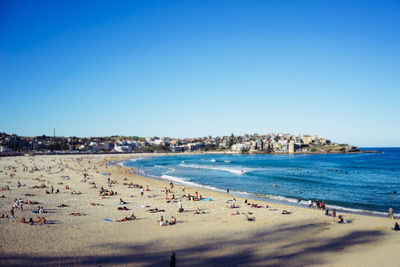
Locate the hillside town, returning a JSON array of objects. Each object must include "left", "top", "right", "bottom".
[{"left": 0, "top": 131, "right": 360, "bottom": 156}]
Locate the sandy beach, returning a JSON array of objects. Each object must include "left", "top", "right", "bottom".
[{"left": 0, "top": 154, "right": 399, "bottom": 266}]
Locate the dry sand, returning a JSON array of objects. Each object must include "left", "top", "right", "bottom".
[{"left": 0, "top": 154, "right": 399, "bottom": 266}]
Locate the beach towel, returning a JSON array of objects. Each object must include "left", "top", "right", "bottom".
[
  {"left": 104, "top": 218, "right": 112, "bottom": 222},
  {"left": 201, "top": 198, "right": 213, "bottom": 201}
]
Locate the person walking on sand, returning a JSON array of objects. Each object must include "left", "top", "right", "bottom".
[
  {"left": 388, "top": 206, "right": 395, "bottom": 219},
  {"left": 140, "top": 186, "right": 144, "bottom": 197},
  {"left": 308, "top": 199, "right": 313, "bottom": 208},
  {"left": 227, "top": 188, "right": 230, "bottom": 195},
  {"left": 10, "top": 208, "right": 15, "bottom": 222},
  {"left": 178, "top": 200, "right": 183, "bottom": 213}
]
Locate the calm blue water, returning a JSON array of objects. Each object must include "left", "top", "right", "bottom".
[{"left": 123, "top": 148, "right": 400, "bottom": 214}]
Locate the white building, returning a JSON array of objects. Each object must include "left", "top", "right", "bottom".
[
  {"left": 231, "top": 143, "right": 251, "bottom": 152},
  {"left": 114, "top": 145, "right": 132, "bottom": 152}
]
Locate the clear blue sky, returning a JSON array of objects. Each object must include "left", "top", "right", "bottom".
[{"left": 1, "top": 0, "right": 399, "bottom": 147}]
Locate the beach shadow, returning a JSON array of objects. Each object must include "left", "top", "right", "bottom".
[
  {"left": 44, "top": 220, "right": 59, "bottom": 225},
  {"left": 0, "top": 221, "right": 384, "bottom": 266}
]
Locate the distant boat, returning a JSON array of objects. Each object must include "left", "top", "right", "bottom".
[
  {"left": 224, "top": 160, "right": 231, "bottom": 163},
  {"left": 210, "top": 159, "right": 216, "bottom": 162}
]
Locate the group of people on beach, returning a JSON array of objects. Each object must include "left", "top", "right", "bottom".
[
  {"left": 3, "top": 155, "right": 400, "bottom": 241},
  {"left": 308, "top": 199, "right": 326, "bottom": 210},
  {"left": 158, "top": 215, "right": 176, "bottom": 226}
]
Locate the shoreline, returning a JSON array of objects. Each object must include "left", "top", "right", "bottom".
[{"left": 115, "top": 156, "right": 396, "bottom": 219}]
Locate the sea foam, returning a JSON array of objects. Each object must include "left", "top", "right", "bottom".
[{"left": 179, "top": 163, "right": 248, "bottom": 175}]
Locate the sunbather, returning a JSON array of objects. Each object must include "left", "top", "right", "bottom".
[
  {"left": 118, "top": 213, "right": 136, "bottom": 222},
  {"left": 244, "top": 214, "right": 255, "bottom": 221}
]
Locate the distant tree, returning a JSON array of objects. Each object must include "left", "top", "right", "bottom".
[{"left": 228, "top": 137, "right": 233, "bottom": 148}]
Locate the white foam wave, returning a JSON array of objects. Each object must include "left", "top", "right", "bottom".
[
  {"left": 179, "top": 163, "right": 247, "bottom": 175},
  {"left": 129, "top": 157, "right": 144, "bottom": 162},
  {"left": 160, "top": 174, "right": 225, "bottom": 193}
]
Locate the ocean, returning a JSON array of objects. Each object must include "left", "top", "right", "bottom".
[{"left": 122, "top": 148, "right": 400, "bottom": 216}]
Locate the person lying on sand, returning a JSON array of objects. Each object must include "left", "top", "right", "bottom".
[
  {"left": 17, "top": 217, "right": 26, "bottom": 224},
  {"left": 69, "top": 213, "right": 85, "bottom": 216},
  {"left": 71, "top": 191, "right": 82, "bottom": 195},
  {"left": 24, "top": 200, "right": 39, "bottom": 205},
  {"left": 57, "top": 204, "right": 69, "bottom": 207},
  {"left": 99, "top": 189, "right": 117, "bottom": 196},
  {"left": 282, "top": 210, "right": 291, "bottom": 215},
  {"left": 231, "top": 210, "right": 241, "bottom": 216},
  {"left": 337, "top": 215, "right": 349, "bottom": 224},
  {"left": 90, "top": 203, "right": 104, "bottom": 206},
  {"left": 0, "top": 195, "right": 5, "bottom": 198},
  {"left": 36, "top": 217, "right": 46, "bottom": 224},
  {"left": 118, "top": 206, "right": 130, "bottom": 211},
  {"left": 194, "top": 208, "right": 206, "bottom": 215},
  {"left": 28, "top": 218, "right": 34, "bottom": 225},
  {"left": 117, "top": 213, "right": 136, "bottom": 222},
  {"left": 119, "top": 198, "right": 127, "bottom": 205},
  {"left": 146, "top": 208, "right": 165, "bottom": 213},
  {"left": 244, "top": 214, "right": 255, "bottom": 221}
]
